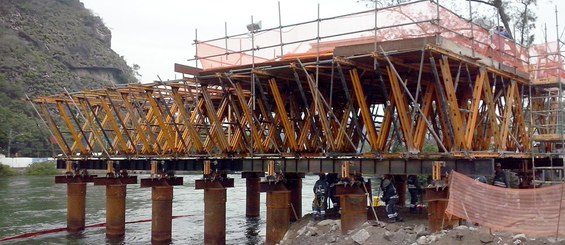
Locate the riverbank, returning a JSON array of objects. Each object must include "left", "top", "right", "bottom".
[{"left": 281, "top": 207, "right": 565, "bottom": 245}]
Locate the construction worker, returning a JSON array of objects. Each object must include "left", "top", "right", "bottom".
[
  {"left": 407, "top": 175, "right": 421, "bottom": 214},
  {"left": 312, "top": 173, "right": 329, "bottom": 219},
  {"left": 381, "top": 178, "right": 403, "bottom": 223},
  {"left": 492, "top": 162, "right": 509, "bottom": 188}
]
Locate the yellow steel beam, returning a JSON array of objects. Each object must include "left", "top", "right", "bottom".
[
  {"left": 40, "top": 102, "right": 71, "bottom": 155},
  {"left": 481, "top": 75, "right": 501, "bottom": 150},
  {"left": 232, "top": 82, "right": 264, "bottom": 152},
  {"left": 512, "top": 83, "right": 529, "bottom": 150},
  {"left": 269, "top": 78, "right": 298, "bottom": 151},
  {"left": 98, "top": 97, "right": 131, "bottom": 154},
  {"left": 439, "top": 57, "right": 464, "bottom": 150},
  {"left": 349, "top": 69, "right": 379, "bottom": 150},
  {"left": 145, "top": 91, "right": 176, "bottom": 153},
  {"left": 377, "top": 98, "right": 395, "bottom": 151},
  {"left": 414, "top": 84, "right": 435, "bottom": 150},
  {"left": 463, "top": 69, "right": 486, "bottom": 149},
  {"left": 171, "top": 87, "right": 204, "bottom": 153},
  {"left": 386, "top": 66, "right": 415, "bottom": 151},
  {"left": 119, "top": 93, "right": 154, "bottom": 154},
  {"left": 56, "top": 101, "right": 87, "bottom": 154},
  {"left": 500, "top": 80, "right": 517, "bottom": 150},
  {"left": 201, "top": 87, "right": 229, "bottom": 152}
]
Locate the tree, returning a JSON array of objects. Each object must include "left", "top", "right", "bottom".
[{"left": 359, "top": 0, "right": 538, "bottom": 46}]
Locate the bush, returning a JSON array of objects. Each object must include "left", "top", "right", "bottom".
[
  {"left": 0, "top": 164, "right": 17, "bottom": 176},
  {"left": 26, "top": 161, "right": 59, "bottom": 176}
]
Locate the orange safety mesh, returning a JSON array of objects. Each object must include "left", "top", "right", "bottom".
[
  {"left": 196, "top": 1, "right": 534, "bottom": 73},
  {"left": 446, "top": 171, "right": 565, "bottom": 237}
]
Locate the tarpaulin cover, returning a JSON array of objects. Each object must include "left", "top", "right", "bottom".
[{"left": 446, "top": 171, "right": 565, "bottom": 237}]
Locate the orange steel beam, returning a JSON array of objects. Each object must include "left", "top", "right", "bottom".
[
  {"left": 414, "top": 84, "right": 435, "bottom": 150},
  {"left": 463, "top": 68, "right": 486, "bottom": 149},
  {"left": 500, "top": 80, "right": 517, "bottom": 150},
  {"left": 439, "top": 57, "right": 464, "bottom": 150},
  {"left": 98, "top": 96, "right": 131, "bottom": 154},
  {"left": 40, "top": 102, "right": 71, "bottom": 155},
  {"left": 269, "top": 78, "right": 299, "bottom": 151},
  {"left": 56, "top": 101, "right": 88, "bottom": 154},
  {"left": 171, "top": 87, "right": 204, "bottom": 153},
  {"left": 386, "top": 66, "right": 415, "bottom": 152},
  {"left": 349, "top": 69, "right": 379, "bottom": 150}
]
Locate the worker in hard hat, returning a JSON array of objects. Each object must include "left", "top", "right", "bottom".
[
  {"left": 312, "top": 173, "right": 329, "bottom": 219},
  {"left": 492, "top": 162, "right": 509, "bottom": 188},
  {"left": 381, "top": 178, "right": 403, "bottom": 223},
  {"left": 407, "top": 175, "right": 421, "bottom": 214}
]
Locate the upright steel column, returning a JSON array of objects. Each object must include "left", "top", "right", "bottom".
[
  {"left": 245, "top": 177, "right": 261, "bottom": 217},
  {"left": 67, "top": 182, "right": 87, "bottom": 232},
  {"left": 151, "top": 186, "right": 173, "bottom": 244},
  {"left": 340, "top": 194, "right": 367, "bottom": 234},
  {"left": 286, "top": 178, "right": 302, "bottom": 221},
  {"left": 266, "top": 190, "right": 290, "bottom": 245},
  {"left": 204, "top": 188, "right": 227, "bottom": 245},
  {"left": 242, "top": 172, "right": 265, "bottom": 218},
  {"left": 106, "top": 184, "right": 126, "bottom": 237}
]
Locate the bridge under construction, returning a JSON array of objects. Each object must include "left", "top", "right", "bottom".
[{"left": 29, "top": 1, "right": 564, "bottom": 244}]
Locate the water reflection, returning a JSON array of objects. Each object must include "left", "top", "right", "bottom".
[{"left": 244, "top": 217, "right": 261, "bottom": 245}]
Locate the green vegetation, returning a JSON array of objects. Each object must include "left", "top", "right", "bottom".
[
  {"left": 0, "top": 0, "right": 137, "bottom": 157},
  {"left": 26, "top": 161, "right": 59, "bottom": 176},
  {"left": 0, "top": 164, "right": 17, "bottom": 176}
]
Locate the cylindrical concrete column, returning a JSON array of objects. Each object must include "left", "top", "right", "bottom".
[
  {"left": 204, "top": 188, "right": 227, "bottom": 245},
  {"left": 151, "top": 186, "right": 173, "bottom": 244},
  {"left": 245, "top": 177, "right": 261, "bottom": 217},
  {"left": 67, "top": 182, "right": 86, "bottom": 232},
  {"left": 106, "top": 184, "right": 126, "bottom": 237},
  {"left": 340, "top": 194, "right": 367, "bottom": 234},
  {"left": 266, "top": 190, "right": 290, "bottom": 245},
  {"left": 286, "top": 178, "right": 302, "bottom": 221}
]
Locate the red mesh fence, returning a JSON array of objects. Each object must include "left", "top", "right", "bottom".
[{"left": 446, "top": 171, "right": 565, "bottom": 237}]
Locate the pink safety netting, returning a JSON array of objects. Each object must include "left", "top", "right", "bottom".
[
  {"left": 446, "top": 171, "right": 565, "bottom": 237},
  {"left": 195, "top": 1, "right": 538, "bottom": 73}
]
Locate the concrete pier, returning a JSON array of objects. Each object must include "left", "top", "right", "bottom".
[
  {"left": 204, "top": 188, "right": 227, "bottom": 245},
  {"left": 151, "top": 186, "right": 173, "bottom": 244},
  {"left": 67, "top": 182, "right": 86, "bottom": 232}
]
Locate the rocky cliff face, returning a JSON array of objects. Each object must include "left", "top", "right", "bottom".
[
  {"left": 0, "top": 0, "right": 137, "bottom": 157},
  {"left": 0, "top": 0, "right": 136, "bottom": 96}
]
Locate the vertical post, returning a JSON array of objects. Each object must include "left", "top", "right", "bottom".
[
  {"left": 285, "top": 174, "right": 303, "bottom": 222},
  {"left": 245, "top": 177, "right": 261, "bottom": 217},
  {"left": 266, "top": 191, "right": 290, "bottom": 245},
  {"left": 67, "top": 182, "right": 87, "bottom": 232},
  {"left": 204, "top": 188, "right": 227, "bottom": 245},
  {"left": 106, "top": 184, "right": 126, "bottom": 238},
  {"left": 151, "top": 186, "right": 173, "bottom": 244},
  {"left": 340, "top": 194, "right": 367, "bottom": 234}
]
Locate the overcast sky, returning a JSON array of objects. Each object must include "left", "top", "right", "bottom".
[{"left": 81, "top": 0, "right": 564, "bottom": 83}]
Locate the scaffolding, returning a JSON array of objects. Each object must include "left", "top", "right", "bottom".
[
  {"left": 27, "top": 1, "right": 563, "bottom": 179},
  {"left": 529, "top": 6, "right": 565, "bottom": 185}
]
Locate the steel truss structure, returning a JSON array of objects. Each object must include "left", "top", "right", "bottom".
[{"left": 29, "top": 1, "right": 563, "bottom": 175}]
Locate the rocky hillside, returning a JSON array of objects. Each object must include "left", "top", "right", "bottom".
[{"left": 0, "top": 0, "right": 137, "bottom": 157}]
